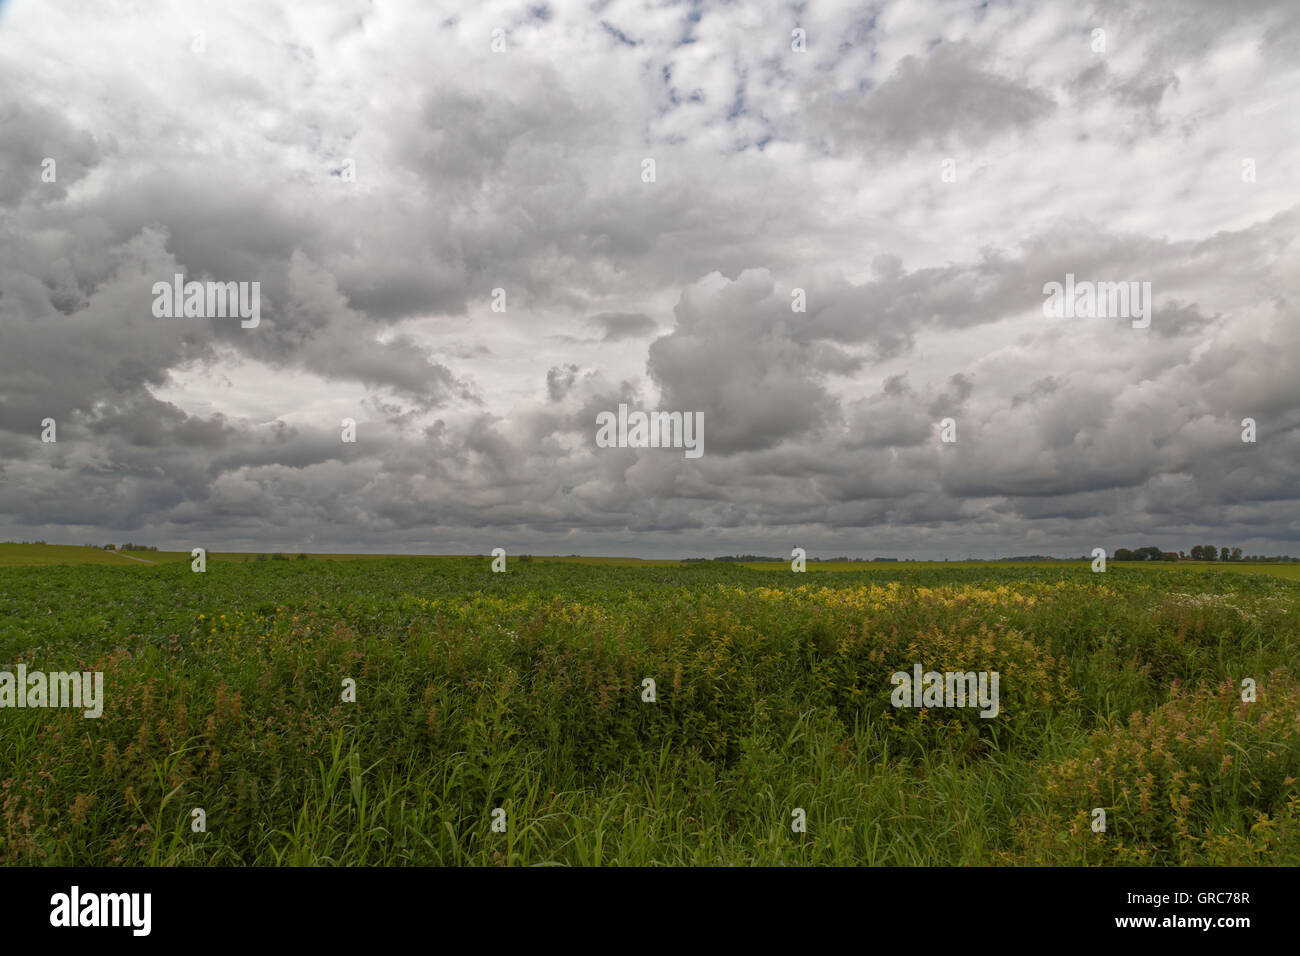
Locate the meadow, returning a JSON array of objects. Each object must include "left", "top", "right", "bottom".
[{"left": 1, "top": 551, "right": 1297, "bottom": 865}]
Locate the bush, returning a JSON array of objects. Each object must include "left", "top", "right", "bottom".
[{"left": 1009, "top": 670, "right": 1300, "bottom": 864}]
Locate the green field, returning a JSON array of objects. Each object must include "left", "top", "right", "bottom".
[
  {"left": 5, "top": 544, "right": 1300, "bottom": 580},
  {"left": 0, "top": 544, "right": 408, "bottom": 567},
  {"left": 0, "top": 544, "right": 687, "bottom": 568},
  {"left": 743, "top": 558, "right": 1300, "bottom": 581},
  {"left": 1, "top": 553, "right": 1297, "bottom": 865}
]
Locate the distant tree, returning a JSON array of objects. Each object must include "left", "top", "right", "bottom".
[
  {"left": 1203, "top": 546, "right": 1217, "bottom": 561},
  {"left": 1219, "top": 547, "right": 1229, "bottom": 561},
  {"left": 1114, "top": 548, "right": 1134, "bottom": 561},
  {"left": 1190, "top": 545, "right": 1204, "bottom": 560},
  {"left": 1230, "top": 547, "right": 1243, "bottom": 561}
]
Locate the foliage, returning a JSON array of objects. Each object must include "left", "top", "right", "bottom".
[{"left": 0, "top": 559, "right": 1296, "bottom": 865}]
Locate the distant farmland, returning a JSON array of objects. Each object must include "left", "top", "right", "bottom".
[{"left": 3, "top": 543, "right": 1299, "bottom": 580}]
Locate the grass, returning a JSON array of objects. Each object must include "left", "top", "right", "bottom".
[
  {"left": 0, "top": 544, "right": 684, "bottom": 568},
  {"left": 0, "top": 556, "right": 1297, "bottom": 865},
  {"left": 742, "top": 559, "right": 1300, "bottom": 581},
  {"left": 6, "top": 544, "right": 1299, "bottom": 580},
  {"left": 0, "top": 543, "right": 174, "bottom": 566},
  {"left": 0, "top": 544, "right": 412, "bottom": 567}
]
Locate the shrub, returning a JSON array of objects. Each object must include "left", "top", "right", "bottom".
[{"left": 1008, "top": 670, "right": 1300, "bottom": 864}]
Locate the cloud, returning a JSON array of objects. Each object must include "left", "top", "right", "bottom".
[
  {"left": 807, "top": 40, "right": 1056, "bottom": 155},
  {"left": 590, "top": 312, "right": 658, "bottom": 341},
  {"left": 0, "top": 0, "right": 1297, "bottom": 558}
]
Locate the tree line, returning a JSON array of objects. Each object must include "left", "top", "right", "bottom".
[{"left": 1113, "top": 545, "right": 1296, "bottom": 562}]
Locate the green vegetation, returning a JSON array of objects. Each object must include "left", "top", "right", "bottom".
[
  {"left": 1, "top": 556, "right": 1297, "bottom": 865},
  {"left": 0, "top": 544, "right": 406, "bottom": 567},
  {"left": 0, "top": 543, "right": 169, "bottom": 567}
]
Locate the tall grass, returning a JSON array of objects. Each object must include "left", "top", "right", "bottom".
[{"left": 1, "top": 559, "right": 1296, "bottom": 864}]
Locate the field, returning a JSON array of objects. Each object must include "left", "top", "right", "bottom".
[
  {"left": 1, "top": 553, "right": 1298, "bottom": 865},
  {"left": 0, "top": 545, "right": 403, "bottom": 567},
  {"left": 6, "top": 543, "right": 1300, "bottom": 580}
]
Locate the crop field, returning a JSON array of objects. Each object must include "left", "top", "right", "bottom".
[
  {"left": 1, "top": 555, "right": 1298, "bottom": 866},
  {"left": 0, "top": 545, "right": 404, "bottom": 567}
]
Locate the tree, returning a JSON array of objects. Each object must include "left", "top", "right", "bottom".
[
  {"left": 1115, "top": 548, "right": 1134, "bottom": 561},
  {"left": 1230, "top": 547, "right": 1243, "bottom": 561},
  {"left": 1190, "top": 545, "right": 1204, "bottom": 560},
  {"left": 1203, "top": 546, "right": 1217, "bottom": 561}
]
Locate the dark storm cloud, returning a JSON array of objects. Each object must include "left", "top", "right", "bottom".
[
  {"left": 0, "top": 0, "right": 1297, "bottom": 558},
  {"left": 0, "top": 101, "right": 99, "bottom": 204}
]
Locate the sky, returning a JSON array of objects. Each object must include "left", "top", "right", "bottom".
[{"left": 1, "top": 0, "right": 1297, "bottom": 558}]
